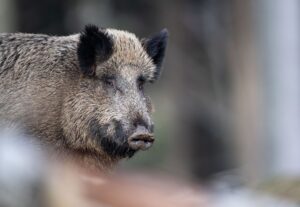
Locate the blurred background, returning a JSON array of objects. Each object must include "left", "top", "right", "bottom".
[{"left": 1, "top": 0, "right": 300, "bottom": 205}]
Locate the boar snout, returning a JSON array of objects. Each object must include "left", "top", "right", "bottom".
[{"left": 128, "top": 125, "right": 154, "bottom": 150}]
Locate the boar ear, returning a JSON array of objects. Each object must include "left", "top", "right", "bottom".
[
  {"left": 77, "top": 25, "right": 113, "bottom": 76},
  {"left": 142, "top": 28, "right": 169, "bottom": 80}
]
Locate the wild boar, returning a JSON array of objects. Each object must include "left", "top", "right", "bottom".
[{"left": 0, "top": 25, "right": 168, "bottom": 170}]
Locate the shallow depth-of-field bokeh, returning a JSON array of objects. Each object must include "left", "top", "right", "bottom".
[{"left": 1, "top": 0, "right": 300, "bottom": 206}]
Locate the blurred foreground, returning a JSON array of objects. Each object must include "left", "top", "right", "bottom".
[{"left": 1, "top": 130, "right": 298, "bottom": 207}]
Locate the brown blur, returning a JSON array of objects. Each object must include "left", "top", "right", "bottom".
[{"left": 47, "top": 164, "right": 207, "bottom": 207}]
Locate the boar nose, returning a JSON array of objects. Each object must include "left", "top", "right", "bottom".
[{"left": 128, "top": 125, "right": 154, "bottom": 151}]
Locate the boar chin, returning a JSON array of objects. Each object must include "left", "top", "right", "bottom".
[
  {"left": 89, "top": 118, "right": 136, "bottom": 158},
  {"left": 99, "top": 136, "right": 137, "bottom": 158}
]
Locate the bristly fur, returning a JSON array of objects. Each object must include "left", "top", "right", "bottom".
[
  {"left": 142, "top": 28, "right": 169, "bottom": 80},
  {"left": 0, "top": 24, "right": 168, "bottom": 171},
  {"left": 77, "top": 25, "right": 114, "bottom": 76}
]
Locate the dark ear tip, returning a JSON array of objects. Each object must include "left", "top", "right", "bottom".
[
  {"left": 160, "top": 28, "right": 169, "bottom": 37},
  {"left": 156, "top": 28, "right": 169, "bottom": 43},
  {"left": 84, "top": 24, "right": 99, "bottom": 32}
]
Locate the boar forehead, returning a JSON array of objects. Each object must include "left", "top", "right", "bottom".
[{"left": 97, "top": 29, "right": 156, "bottom": 79}]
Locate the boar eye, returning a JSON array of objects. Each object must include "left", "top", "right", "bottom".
[
  {"left": 137, "top": 76, "right": 146, "bottom": 91},
  {"left": 102, "top": 75, "right": 116, "bottom": 88}
]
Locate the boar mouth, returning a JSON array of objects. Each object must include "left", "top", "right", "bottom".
[
  {"left": 89, "top": 118, "right": 154, "bottom": 158},
  {"left": 128, "top": 132, "right": 154, "bottom": 151}
]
